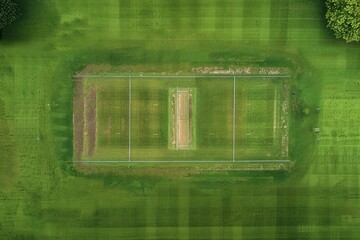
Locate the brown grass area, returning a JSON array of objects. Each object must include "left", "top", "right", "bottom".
[
  {"left": 170, "top": 89, "right": 194, "bottom": 150},
  {"left": 75, "top": 163, "right": 201, "bottom": 178},
  {"left": 281, "top": 82, "right": 290, "bottom": 157},
  {"left": 178, "top": 91, "right": 189, "bottom": 150},
  {"left": 171, "top": 94, "right": 176, "bottom": 145},
  {"left": 74, "top": 161, "right": 295, "bottom": 178},
  {"left": 76, "top": 63, "right": 192, "bottom": 77},
  {"left": 86, "top": 87, "right": 97, "bottom": 157},
  {"left": 192, "top": 66, "right": 291, "bottom": 75},
  {"left": 73, "top": 80, "right": 84, "bottom": 160}
]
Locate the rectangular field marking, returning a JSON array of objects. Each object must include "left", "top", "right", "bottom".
[{"left": 76, "top": 76, "right": 289, "bottom": 162}]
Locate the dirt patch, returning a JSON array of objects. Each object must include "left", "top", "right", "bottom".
[
  {"left": 281, "top": 82, "right": 290, "bottom": 157},
  {"left": 192, "top": 66, "right": 290, "bottom": 75},
  {"left": 178, "top": 91, "right": 189, "bottom": 150},
  {"left": 76, "top": 64, "right": 291, "bottom": 79},
  {"left": 73, "top": 80, "right": 84, "bottom": 160},
  {"left": 76, "top": 63, "right": 192, "bottom": 77},
  {"left": 74, "top": 161, "right": 296, "bottom": 179},
  {"left": 85, "top": 87, "right": 97, "bottom": 157},
  {"left": 170, "top": 89, "right": 194, "bottom": 150},
  {"left": 171, "top": 94, "right": 176, "bottom": 145}
]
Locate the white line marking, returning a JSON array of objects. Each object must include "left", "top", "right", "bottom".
[
  {"left": 232, "top": 76, "right": 236, "bottom": 162},
  {"left": 187, "top": 86, "right": 190, "bottom": 150},
  {"left": 128, "top": 76, "right": 132, "bottom": 162},
  {"left": 74, "top": 160, "right": 291, "bottom": 163},
  {"left": 74, "top": 75, "right": 292, "bottom": 79},
  {"left": 176, "top": 86, "right": 179, "bottom": 150}
]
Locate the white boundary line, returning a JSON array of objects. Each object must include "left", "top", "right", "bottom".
[
  {"left": 128, "top": 76, "right": 132, "bottom": 162},
  {"left": 75, "top": 75, "right": 292, "bottom": 164},
  {"left": 187, "top": 86, "right": 190, "bottom": 150},
  {"left": 74, "top": 160, "right": 291, "bottom": 163},
  {"left": 176, "top": 86, "right": 179, "bottom": 150},
  {"left": 232, "top": 76, "right": 236, "bottom": 162},
  {"left": 74, "top": 75, "right": 291, "bottom": 79}
]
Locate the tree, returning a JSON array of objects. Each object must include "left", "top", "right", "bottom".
[
  {"left": 325, "top": 0, "right": 360, "bottom": 42},
  {"left": 0, "top": 0, "right": 19, "bottom": 30}
]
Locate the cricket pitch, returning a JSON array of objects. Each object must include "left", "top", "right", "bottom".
[{"left": 169, "top": 87, "right": 196, "bottom": 150}]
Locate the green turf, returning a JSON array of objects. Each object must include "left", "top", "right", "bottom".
[
  {"left": 234, "top": 78, "right": 285, "bottom": 159},
  {"left": 79, "top": 76, "right": 284, "bottom": 162},
  {"left": 97, "top": 85, "right": 129, "bottom": 147},
  {"left": 1, "top": 0, "right": 360, "bottom": 239}
]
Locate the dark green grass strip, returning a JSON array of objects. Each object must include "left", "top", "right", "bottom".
[
  {"left": 196, "top": 78, "right": 233, "bottom": 148},
  {"left": 269, "top": 0, "right": 289, "bottom": 46}
]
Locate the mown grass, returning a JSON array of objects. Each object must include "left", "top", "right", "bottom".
[
  {"left": 0, "top": 0, "right": 359, "bottom": 239},
  {"left": 81, "top": 76, "right": 285, "bottom": 162}
]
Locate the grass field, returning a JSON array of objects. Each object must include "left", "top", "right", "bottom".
[
  {"left": 0, "top": 0, "right": 360, "bottom": 239},
  {"left": 74, "top": 76, "right": 288, "bottom": 162}
]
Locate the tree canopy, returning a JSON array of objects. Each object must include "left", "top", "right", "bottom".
[
  {"left": 0, "top": 0, "right": 19, "bottom": 30},
  {"left": 325, "top": 0, "right": 360, "bottom": 42}
]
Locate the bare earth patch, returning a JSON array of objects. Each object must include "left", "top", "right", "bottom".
[
  {"left": 192, "top": 66, "right": 290, "bottom": 75},
  {"left": 281, "top": 82, "right": 290, "bottom": 157},
  {"left": 86, "top": 87, "right": 97, "bottom": 157},
  {"left": 75, "top": 161, "right": 295, "bottom": 179},
  {"left": 170, "top": 88, "right": 194, "bottom": 150},
  {"left": 178, "top": 91, "right": 189, "bottom": 150},
  {"left": 73, "top": 80, "right": 84, "bottom": 160}
]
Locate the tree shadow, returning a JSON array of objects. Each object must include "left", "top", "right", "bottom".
[{"left": 1, "top": 0, "right": 60, "bottom": 43}]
